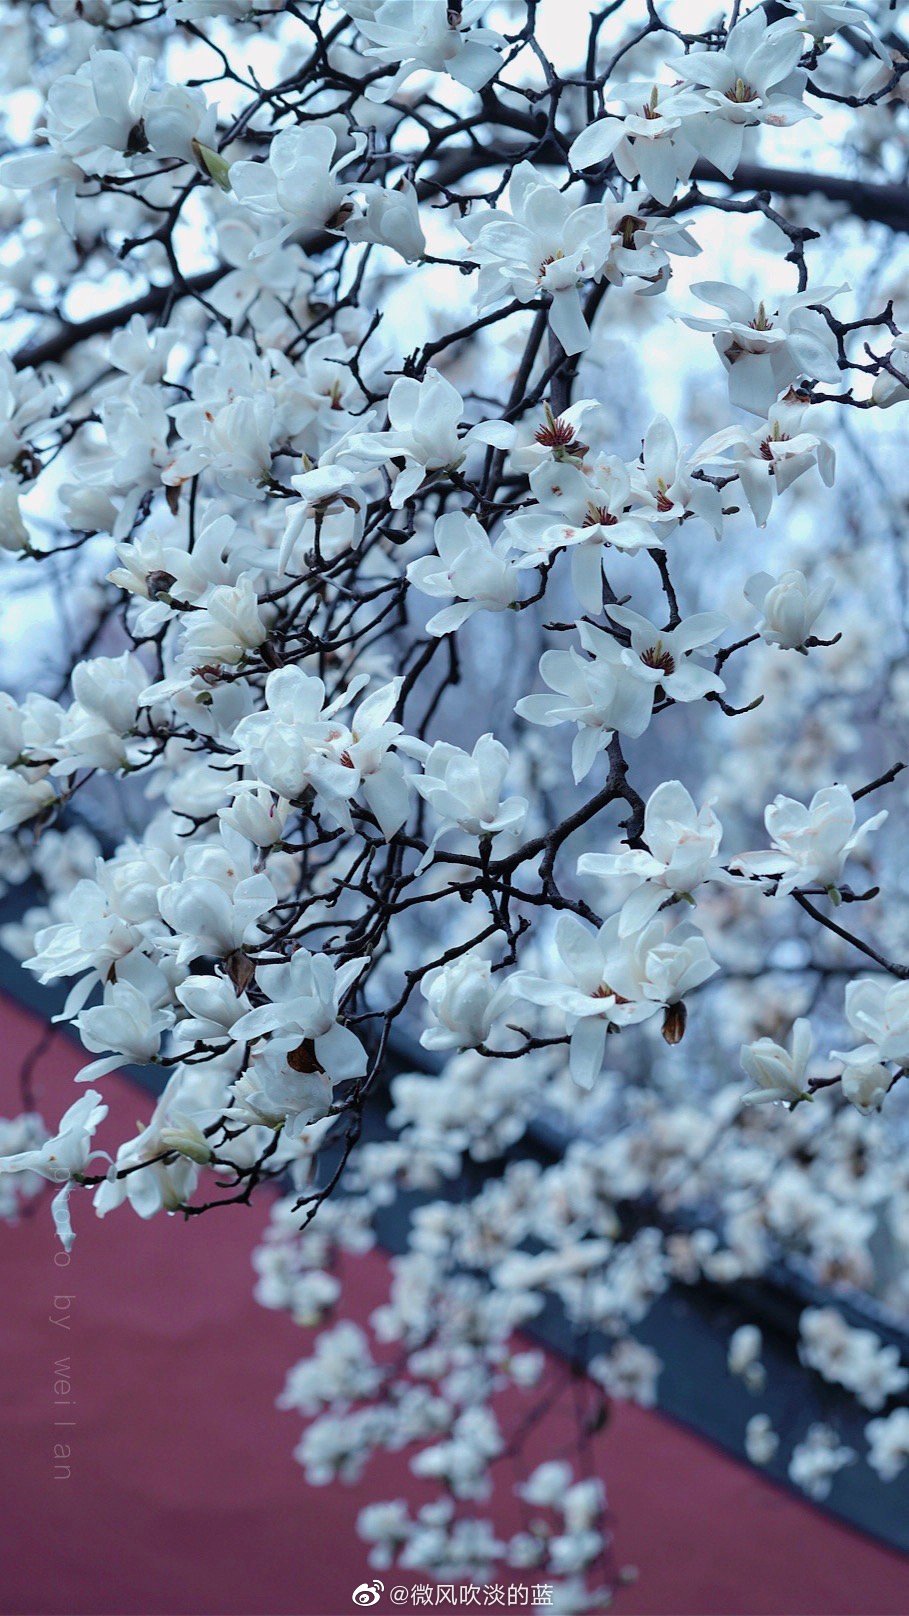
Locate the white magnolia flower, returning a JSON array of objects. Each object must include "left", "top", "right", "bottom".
[
  {"left": 732, "top": 784, "right": 885, "bottom": 897},
  {"left": 74, "top": 961, "right": 173, "bottom": 1083},
  {"left": 569, "top": 82, "right": 702, "bottom": 207},
  {"left": 675, "top": 10, "right": 813, "bottom": 180},
  {"left": 740, "top": 1018, "right": 813, "bottom": 1105},
  {"left": 179, "top": 575, "right": 269, "bottom": 667},
  {"left": 232, "top": 949, "right": 368, "bottom": 1087},
  {"left": 0, "top": 768, "right": 56, "bottom": 832},
  {"left": 108, "top": 314, "right": 175, "bottom": 386},
  {"left": 235, "top": 675, "right": 409, "bottom": 840},
  {"left": 345, "top": 370, "right": 488, "bottom": 509},
  {"left": 25, "top": 876, "right": 139, "bottom": 1013},
  {"left": 420, "top": 954, "right": 513, "bottom": 1052},
  {"left": 508, "top": 457, "right": 659, "bottom": 611},
  {"left": 515, "top": 622, "right": 657, "bottom": 783},
  {"left": 745, "top": 1414, "right": 779, "bottom": 1466},
  {"left": 606, "top": 604, "right": 726, "bottom": 705},
  {"left": 728, "top": 1324, "right": 765, "bottom": 1390},
  {"left": 0, "top": 477, "right": 34, "bottom": 553},
  {"left": 866, "top": 1409, "right": 909, "bottom": 1483},
  {"left": 93, "top": 1088, "right": 206, "bottom": 1221},
  {"left": 232, "top": 1040, "right": 336, "bottom": 1137},
  {"left": 343, "top": 680, "right": 412, "bottom": 840},
  {"left": 799, "top": 1307, "right": 908, "bottom": 1411},
  {"left": 174, "top": 974, "right": 251, "bottom": 1049},
  {"left": 345, "top": 179, "right": 425, "bottom": 262},
  {"left": 511, "top": 910, "right": 714, "bottom": 1089},
  {"left": 51, "top": 651, "right": 148, "bottom": 775},
  {"left": 230, "top": 123, "right": 363, "bottom": 253},
  {"left": 407, "top": 511, "right": 518, "bottom": 634},
  {"left": 0, "top": 357, "right": 60, "bottom": 471},
  {"left": 789, "top": 1424, "right": 855, "bottom": 1501},
  {"left": 220, "top": 785, "right": 291, "bottom": 848},
  {"left": 682, "top": 282, "right": 841, "bottom": 416},
  {"left": 144, "top": 83, "right": 218, "bottom": 164},
  {"left": 232, "top": 665, "right": 368, "bottom": 825},
  {"left": 832, "top": 978, "right": 909, "bottom": 1071},
  {"left": 413, "top": 735, "right": 527, "bottom": 864},
  {"left": 578, "top": 779, "right": 725, "bottom": 934},
  {"left": 158, "top": 836, "right": 277, "bottom": 966},
  {"left": 745, "top": 569, "right": 834, "bottom": 650},
  {"left": 840, "top": 1060, "right": 892, "bottom": 1114},
  {"left": 872, "top": 332, "right": 909, "bottom": 408},
  {"left": 588, "top": 1339, "right": 661, "bottom": 1408},
  {"left": 459, "top": 163, "right": 613, "bottom": 355},
  {"left": 44, "top": 51, "right": 154, "bottom": 173},
  {"left": 630, "top": 415, "right": 723, "bottom": 536},
  {"left": 695, "top": 399, "right": 836, "bottom": 526},
  {"left": 779, "top": 0, "right": 887, "bottom": 54},
  {"left": 349, "top": 0, "right": 505, "bottom": 101},
  {"left": 0, "top": 1090, "right": 108, "bottom": 1250}
]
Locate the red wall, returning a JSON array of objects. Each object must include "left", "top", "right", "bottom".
[{"left": 1, "top": 993, "right": 907, "bottom": 1616}]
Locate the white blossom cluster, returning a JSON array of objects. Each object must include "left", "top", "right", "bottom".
[
  {"left": 0, "top": 0, "right": 908, "bottom": 1599},
  {"left": 251, "top": 1036, "right": 909, "bottom": 1579}
]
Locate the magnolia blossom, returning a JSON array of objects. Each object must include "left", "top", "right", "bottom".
[
  {"left": 232, "top": 950, "right": 368, "bottom": 1091},
  {"left": 745, "top": 569, "right": 834, "bottom": 650},
  {"left": 74, "top": 965, "right": 173, "bottom": 1083},
  {"left": 512, "top": 908, "right": 715, "bottom": 1088},
  {"left": 511, "top": 914, "right": 654, "bottom": 1087},
  {"left": 0, "top": 357, "right": 59, "bottom": 471},
  {"left": 41, "top": 52, "right": 155, "bottom": 172},
  {"left": 346, "top": 179, "right": 425, "bottom": 262},
  {"left": 732, "top": 784, "right": 886, "bottom": 897},
  {"left": 345, "top": 371, "right": 490, "bottom": 509},
  {"left": 0, "top": 768, "right": 56, "bottom": 832},
  {"left": 675, "top": 10, "right": 812, "bottom": 180},
  {"left": 515, "top": 622, "right": 655, "bottom": 783},
  {"left": 799, "top": 1307, "right": 908, "bottom": 1412},
  {"left": 459, "top": 164, "right": 612, "bottom": 355},
  {"left": 0, "top": 478, "right": 33, "bottom": 553},
  {"left": 348, "top": 0, "right": 505, "bottom": 100},
  {"left": 343, "top": 681, "right": 413, "bottom": 840},
  {"left": 420, "top": 955, "right": 514, "bottom": 1053},
  {"left": 0, "top": 1090, "right": 108, "bottom": 1250},
  {"left": 780, "top": 0, "right": 888, "bottom": 51},
  {"left": 840, "top": 1061, "right": 892, "bottom": 1114},
  {"left": 728, "top": 1324, "right": 765, "bottom": 1390},
  {"left": 872, "top": 333, "right": 909, "bottom": 408},
  {"left": 94, "top": 1091, "right": 207, "bottom": 1220},
  {"left": 220, "top": 785, "right": 291, "bottom": 848},
  {"left": 630, "top": 415, "right": 723, "bottom": 536},
  {"left": 407, "top": 511, "right": 518, "bottom": 634},
  {"left": 569, "top": 82, "right": 702, "bottom": 207},
  {"left": 232, "top": 666, "right": 367, "bottom": 824},
  {"left": 157, "top": 834, "right": 277, "bottom": 967},
  {"left": 789, "top": 1424, "right": 856, "bottom": 1501},
  {"left": 179, "top": 576, "right": 269, "bottom": 668},
  {"left": 578, "top": 779, "right": 725, "bottom": 934},
  {"left": 832, "top": 978, "right": 909, "bottom": 1072},
  {"left": 866, "top": 1410, "right": 909, "bottom": 1483},
  {"left": 682, "top": 283, "right": 841, "bottom": 416},
  {"left": 230, "top": 123, "right": 363, "bottom": 252},
  {"left": 740, "top": 1019, "right": 813, "bottom": 1105},
  {"left": 745, "top": 1415, "right": 779, "bottom": 1466},
  {"left": 413, "top": 735, "right": 528, "bottom": 865},
  {"left": 508, "top": 457, "right": 658, "bottom": 611},
  {"left": 695, "top": 399, "right": 836, "bottom": 526},
  {"left": 606, "top": 605, "right": 727, "bottom": 707},
  {"left": 232, "top": 1040, "right": 336, "bottom": 1137}
]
